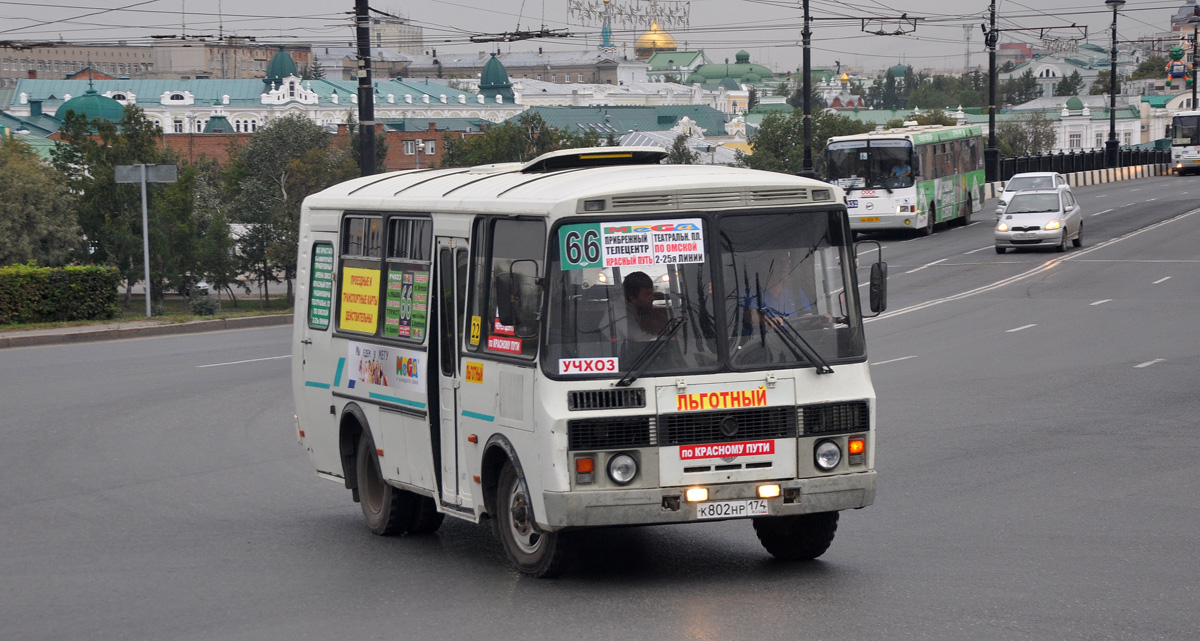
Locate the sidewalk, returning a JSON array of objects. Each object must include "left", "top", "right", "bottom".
[{"left": 0, "top": 314, "right": 292, "bottom": 349}]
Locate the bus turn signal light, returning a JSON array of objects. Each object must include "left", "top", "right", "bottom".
[
  {"left": 848, "top": 437, "right": 866, "bottom": 465},
  {"left": 686, "top": 487, "right": 709, "bottom": 502},
  {"left": 575, "top": 457, "right": 595, "bottom": 485}
]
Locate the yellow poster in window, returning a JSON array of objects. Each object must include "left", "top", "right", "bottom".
[{"left": 339, "top": 266, "right": 381, "bottom": 334}]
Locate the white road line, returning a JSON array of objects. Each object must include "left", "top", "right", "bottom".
[
  {"left": 198, "top": 355, "right": 292, "bottom": 368},
  {"left": 873, "top": 355, "right": 917, "bottom": 366},
  {"left": 905, "top": 258, "right": 948, "bottom": 274},
  {"left": 1092, "top": 208, "right": 1113, "bottom": 216},
  {"left": 1130, "top": 188, "right": 1140, "bottom": 192},
  {"left": 1090, "top": 299, "right": 1112, "bottom": 306},
  {"left": 1135, "top": 359, "right": 1165, "bottom": 369},
  {"left": 856, "top": 245, "right": 888, "bottom": 257},
  {"left": 866, "top": 207, "right": 1200, "bottom": 324},
  {"left": 1006, "top": 324, "right": 1037, "bottom": 333},
  {"left": 1096, "top": 194, "right": 1108, "bottom": 198},
  {"left": 1153, "top": 276, "right": 1172, "bottom": 284},
  {"left": 1148, "top": 198, "right": 1158, "bottom": 202},
  {"left": 964, "top": 246, "right": 993, "bottom": 255}
]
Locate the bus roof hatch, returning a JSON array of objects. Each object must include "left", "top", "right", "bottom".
[{"left": 520, "top": 146, "right": 668, "bottom": 173}]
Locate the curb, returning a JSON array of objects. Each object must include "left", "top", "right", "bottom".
[
  {"left": 984, "top": 162, "right": 1168, "bottom": 202},
  {"left": 0, "top": 313, "right": 293, "bottom": 349}
]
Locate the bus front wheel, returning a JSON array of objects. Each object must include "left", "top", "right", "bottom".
[
  {"left": 495, "top": 461, "right": 572, "bottom": 577},
  {"left": 753, "top": 511, "right": 839, "bottom": 561},
  {"left": 920, "top": 205, "right": 935, "bottom": 236}
]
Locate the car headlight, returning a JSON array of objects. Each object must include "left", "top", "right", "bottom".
[
  {"left": 1044, "top": 220, "right": 1062, "bottom": 230},
  {"left": 607, "top": 453, "right": 638, "bottom": 485},
  {"left": 997, "top": 222, "right": 1009, "bottom": 232},
  {"left": 814, "top": 440, "right": 842, "bottom": 471}
]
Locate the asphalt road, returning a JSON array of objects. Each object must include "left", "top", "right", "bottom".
[{"left": 1, "top": 176, "right": 1197, "bottom": 641}]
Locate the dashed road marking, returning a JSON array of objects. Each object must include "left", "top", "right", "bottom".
[
  {"left": 1134, "top": 359, "right": 1165, "bottom": 369},
  {"left": 198, "top": 355, "right": 292, "bottom": 368},
  {"left": 1006, "top": 324, "right": 1037, "bottom": 333},
  {"left": 873, "top": 355, "right": 917, "bottom": 366}
]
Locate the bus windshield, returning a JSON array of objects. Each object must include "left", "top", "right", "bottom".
[
  {"left": 543, "top": 211, "right": 865, "bottom": 379},
  {"left": 1172, "top": 115, "right": 1200, "bottom": 146},
  {"left": 826, "top": 140, "right": 915, "bottom": 190}
]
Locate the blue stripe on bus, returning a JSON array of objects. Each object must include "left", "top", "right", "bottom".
[
  {"left": 461, "top": 410, "right": 496, "bottom": 422},
  {"left": 304, "top": 381, "right": 331, "bottom": 389},
  {"left": 334, "top": 358, "right": 345, "bottom": 388},
  {"left": 368, "top": 392, "right": 427, "bottom": 410}
]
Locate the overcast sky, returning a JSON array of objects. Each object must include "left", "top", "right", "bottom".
[{"left": 1, "top": 0, "right": 1188, "bottom": 73}]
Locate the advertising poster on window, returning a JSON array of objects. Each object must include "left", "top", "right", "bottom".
[
  {"left": 345, "top": 341, "right": 426, "bottom": 394},
  {"left": 383, "top": 267, "right": 430, "bottom": 341},
  {"left": 308, "top": 244, "right": 334, "bottom": 329},
  {"left": 339, "top": 266, "right": 381, "bottom": 334},
  {"left": 558, "top": 218, "right": 705, "bottom": 270}
]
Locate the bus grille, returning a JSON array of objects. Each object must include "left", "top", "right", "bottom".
[
  {"left": 658, "top": 407, "right": 797, "bottom": 446},
  {"left": 800, "top": 401, "right": 870, "bottom": 435},
  {"left": 568, "top": 416, "right": 654, "bottom": 450},
  {"left": 567, "top": 388, "right": 646, "bottom": 411}
]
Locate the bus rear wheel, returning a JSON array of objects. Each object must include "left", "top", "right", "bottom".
[
  {"left": 494, "top": 461, "right": 572, "bottom": 577},
  {"left": 958, "top": 196, "right": 973, "bottom": 227},
  {"left": 753, "top": 511, "right": 839, "bottom": 561},
  {"left": 356, "top": 431, "right": 415, "bottom": 536}
]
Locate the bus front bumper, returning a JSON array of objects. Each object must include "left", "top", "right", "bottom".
[
  {"left": 849, "top": 212, "right": 923, "bottom": 231},
  {"left": 540, "top": 471, "right": 876, "bottom": 529}
]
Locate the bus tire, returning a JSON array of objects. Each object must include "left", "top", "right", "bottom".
[
  {"left": 958, "top": 197, "right": 973, "bottom": 227},
  {"left": 356, "top": 431, "right": 415, "bottom": 536},
  {"left": 495, "top": 461, "right": 572, "bottom": 577},
  {"left": 407, "top": 495, "right": 445, "bottom": 535},
  {"left": 920, "top": 205, "right": 935, "bottom": 236},
  {"left": 753, "top": 511, "right": 839, "bottom": 561}
]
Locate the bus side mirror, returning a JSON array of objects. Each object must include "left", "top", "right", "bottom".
[
  {"left": 869, "top": 261, "right": 888, "bottom": 314},
  {"left": 910, "top": 156, "right": 921, "bottom": 176}
]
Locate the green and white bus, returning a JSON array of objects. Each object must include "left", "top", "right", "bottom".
[
  {"left": 826, "top": 124, "right": 985, "bottom": 235},
  {"left": 291, "top": 147, "right": 889, "bottom": 577}
]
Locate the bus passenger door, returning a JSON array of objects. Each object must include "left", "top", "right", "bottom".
[{"left": 434, "top": 238, "right": 469, "bottom": 506}]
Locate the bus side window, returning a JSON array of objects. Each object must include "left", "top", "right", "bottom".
[{"left": 481, "top": 219, "right": 546, "bottom": 360}]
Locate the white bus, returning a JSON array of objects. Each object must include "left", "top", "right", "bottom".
[
  {"left": 1169, "top": 111, "right": 1200, "bottom": 174},
  {"left": 827, "top": 124, "right": 985, "bottom": 235},
  {"left": 292, "top": 147, "right": 888, "bottom": 577}
]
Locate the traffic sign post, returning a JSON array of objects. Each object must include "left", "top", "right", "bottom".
[{"left": 115, "top": 164, "right": 178, "bottom": 318}]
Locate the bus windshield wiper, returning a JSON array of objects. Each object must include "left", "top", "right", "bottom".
[
  {"left": 616, "top": 316, "right": 685, "bottom": 387},
  {"left": 760, "top": 308, "right": 834, "bottom": 375}
]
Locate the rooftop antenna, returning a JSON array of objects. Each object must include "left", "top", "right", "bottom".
[{"left": 218, "top": 0, "right": 224, "bottom": 40}]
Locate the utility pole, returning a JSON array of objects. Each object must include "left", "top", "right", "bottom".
[
  {"left": 801, "top": 0, "right": 813, "bottom": 177},
  {"left": 985, "top": 0, "right": 999, "bottom": 183},
  {"left": 355, "top": 0, "right": 376, "bottom": 176}
]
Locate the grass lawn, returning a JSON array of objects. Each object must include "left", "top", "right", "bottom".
[{"left": 2, "top": 292, "right": 293, "bottom": 333}]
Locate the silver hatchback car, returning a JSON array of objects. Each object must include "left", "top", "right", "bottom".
[{"left": 995, "top": 190, "right": 1083, "bottom": 254}]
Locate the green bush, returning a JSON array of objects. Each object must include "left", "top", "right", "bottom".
[
  {"left": 0, "top": 263, "right": 120, "bottom": 324},
  {"left": 189, "top": 296, "right": 220, "bottom": 316}
]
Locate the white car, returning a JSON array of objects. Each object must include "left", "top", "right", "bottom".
[
  {"left": 995, "top": 190, "right": 1083, "bottom": 253},
  {"left": 995, "top": 172, "right": 1071, "bottom": 218}
]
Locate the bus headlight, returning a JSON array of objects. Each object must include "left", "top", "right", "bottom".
[
  {"left": 814, "top": 440, "right": 842, "bottom": 471},
  {"left": 607, "top": 453, "right": 638, "bottom": 485}
]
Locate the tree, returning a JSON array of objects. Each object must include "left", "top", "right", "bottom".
[
  {"left": 438, "top": 112, "right": 602, "bottom": 167},
  {"left": 0, "top": 140, "right": 82, "bottom": 266},
  {"left": 1089, "top": 72, "right": 1119, "bottom": 96},
  {"left": 1054, "top": 70, "right": 1085, "bottom": 97},
  {"left": 225, "top": 113, "right": 355, "bottom": 306},
  {"left": 1001, "top": 69, "right": 1041, "bottom": 105},
  {"left": 345, "top": 113, "right": 390, "bottom": 174},
  {"left": 52, "top": 105, "right": 180, "bottom": 306},
  {"left": 882, "top": 68, "right": 901, "bottom": 110},
  {"left": 666, "top": 133, "right": 698, "bottom": 164},
  {"left": 996, "top": 111, "right": 1057, "bottom": 157},
  {"left": 1131, "top": 56, "right": 1167, "bottom": 81},
  {"left": 747, "top": 87, "right": 759, "bottom": 112},
  {"left": 737, "top": 109, "right": 872, "bottom": 177}
]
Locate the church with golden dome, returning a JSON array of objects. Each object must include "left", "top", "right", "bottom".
[{"left": 634, "top": 21, "right": 677, "bottom": 60}]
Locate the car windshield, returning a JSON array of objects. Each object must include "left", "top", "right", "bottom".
[
  {"left": 542, "top": 211, "right": 865, "bottom": 379},
  {"left": 826, "top": 140, "right": 915, "bottom": 189},
  {"left": 1005, "top": 176, "right": 1054, "bottom": 193},
  {"left": 1006, "top": 193, "right": 1061, "bottom": 214}
]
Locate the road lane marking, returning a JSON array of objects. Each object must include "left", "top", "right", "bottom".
[
  {"left": 905, "top": 258, "right": 948, "bottom": 274},
  {"left": 856, "top": 244, "right": 889, "bottom": 257},
  {"left": 198, "top": 355, "right": 292, "bottom": 368},
  {"left": 1092, "top": 208, "right": 1113, "bottom": 216},
  {"left": 1130, "top": 188, "right": 1140, "bottom": 192},
  {"left": 1090, "top": 299, "right": 1112, "bottom": 305},
  {"left": 1153, "top": 276, "right": 1172, "bottom": 284},
  {"left": 867, "top": 207, "right": 1200, "bottom": 324},
  {"left": 964, "top": 246, "right": 993, "bottom": 255},
  {"left": 1135, "top": 359, "right": 1165, "bottom": 369},
  {"left": 873, "top": 355, "right": 917, "bottom": 365},
  {"left": 1006, "top": 324, "right": 1037, "bottom": 333}
]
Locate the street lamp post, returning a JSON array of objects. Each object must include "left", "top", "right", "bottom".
[
  {"left": 1191, "top": 15, "right": 1199, "bottom": 109},
  {"left": 800, "top": 0, "right": 815, "bottom": 178},
  {"left": 984, "top": 0, "right": 1000, "bottom": 182},
  {"left": 1105, "top": 0, "right": 1125, "bottom": 168}
]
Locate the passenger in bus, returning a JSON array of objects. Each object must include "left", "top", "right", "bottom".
[{"left": 621, "top": 271, "right": 669, "bottom": 341}]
